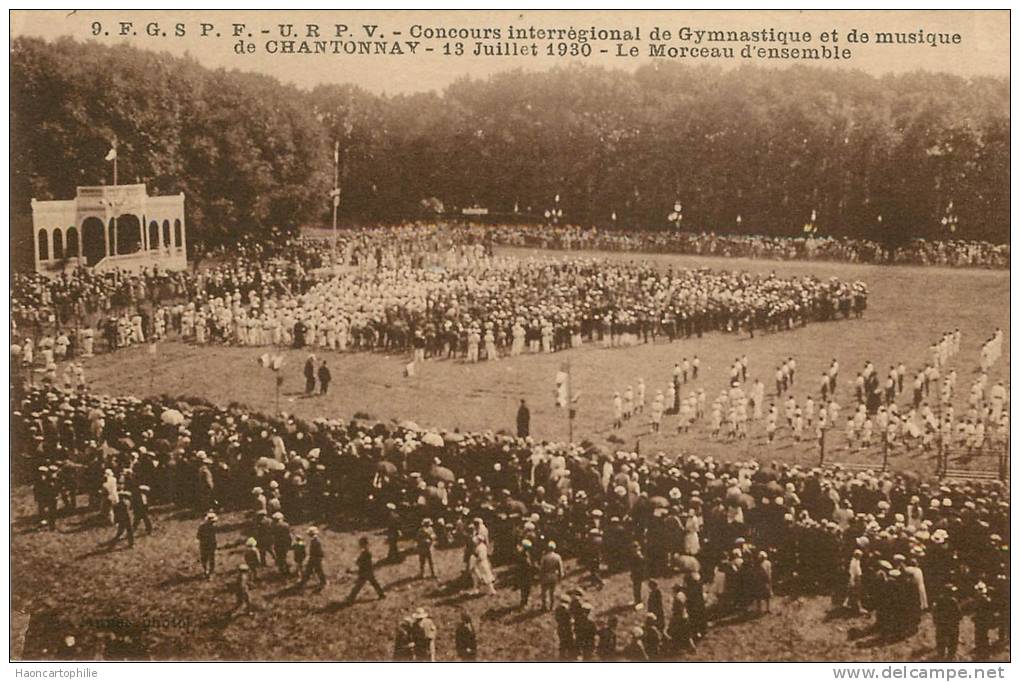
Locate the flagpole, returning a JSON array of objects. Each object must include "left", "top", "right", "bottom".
[
  {"left": 111, "top": 139, "right": 118, "bottom": 255},
  {"left": 332, "top": 140, "right": 339, "bottom": 258},
  {"left": 566, "top": 359, "right": 573, "bottom": 443},
  {"left": 149, "top": 341, "right": 156, "bottom": 395}
]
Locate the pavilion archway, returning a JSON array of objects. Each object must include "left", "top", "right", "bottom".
[
  {"left": 82, "top": 217, "right": 106, "bottom": 266},
  {"left": 148, "top": 220, "right": 160, "bottom": 251},
  {"left": 114, "top": 214, "right": 142, "bottom": 255},
  {"left": 65, "top": 226, "right": 79, "bottom": 258}
]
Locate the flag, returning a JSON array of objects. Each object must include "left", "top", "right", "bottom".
[
  {"left": 334, "top": 141, "right": 339, "bottom": 164},
  {"left": 105, "top": 145, "right": 117, "bottom": 162}
]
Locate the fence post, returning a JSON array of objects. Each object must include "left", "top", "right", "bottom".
[
  {"left": 999, "top": 442, "right": 1009, "bottom": 481},
  {"left": 882, "top": 422, "right": 889, "bottom": 473}
]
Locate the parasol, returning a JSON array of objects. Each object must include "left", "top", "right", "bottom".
[
  {"left": 505, "top": 499, "right": 529, "bottom": 515},
  {"left": 421, "top": 432, "right": 445, "bottom": 447},
  {"left": 675, "top": 555, "right": 701, "bottom": 574},
  {"left": 161, "top": 408, "right": 185, "bottom": 426},
  {"left": 649, "top": 496, "right": 670, "bottom": 509},
  {"left": 255, "top": 456, "right": 286, "bottom": 474},
  {"left": 429, "top": 465, "right": 455, "bottom": 483},
  {"left": 375, "top": 461, "right": 398, "bottom": 476}
]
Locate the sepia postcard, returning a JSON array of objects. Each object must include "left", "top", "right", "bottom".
[{"left": 7, "top": 8, "right": 1011, "bottom": 671}]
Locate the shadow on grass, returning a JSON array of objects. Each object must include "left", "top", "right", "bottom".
[
  {"left": 507, "top": 608, "right": 545, "bottom": 624},
  {"left": 318, "top": 599, "right": 356, "bottom": 614},
  {"left": 480, "top": 604, "right": 516, "bottom": 621},
  {"left": 823, "top": 606, "right": 868, "bottom": 622},
  {"left": 267, "top": 583, "right": 306, "bottom": 600},
  {"left": 709, "top": 608, "right": 767, "bottom": 627},
  {"left": 385, "top": 575, "right": 423, "bottom": 591},
  {"left": 158, "top": 572, "right": 206, "bottom": 589},
  {"left": 380, "top": 551, "right": 412, "bottom": 566},
  {"left": 600, "top": 602, "right": 639, "bottom": 618},
  {"left": 436, "top": 592, "right": 483, "bottom": 607},
  {"left": 848, "top": 623, "right": 912, "bottom": 650},
  {"left": 216, "top": 520, "right": 250, "bottom": 534},
  {"left": 202, "top": 609, "right": 260, "bottom": 631},
  {"left": 163, "top": 508, "right": 205, "bottom": 522},
  {"left": 74, "top": 542, "right": 131, "bottom": 560},
  {"left": 425, "top": 577, "right": 471, "bottom": 598}
]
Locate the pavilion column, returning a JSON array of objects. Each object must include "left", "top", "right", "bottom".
[
  {"left": 178, "top": 196, "right": 187, "bottom": 257},
  {"left": 33, "top": 223, "right": 40, "bottom": 270}
]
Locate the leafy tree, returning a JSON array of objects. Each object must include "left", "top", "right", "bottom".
[{"left": 10, "top": 37, "right": 1009, "bottom": 270}]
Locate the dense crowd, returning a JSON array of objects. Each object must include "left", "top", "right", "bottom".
[
  {"left": 11, "top": 239, "right": 324, "bottom": 337},
  {"left": 13, "top": 382, "right": 1009, "bottom": 660},
  {"left": 10, "top": 228, "right": 491, "bottom": 353},
  {"left": 15, "top": 219, "right": 1005, "bottom": 364},
  {"left": 151, "top": 256, "right": 865, "bottom": 358},
  {"left": 11, "top": 250, "right": 867, "bottom": 366},
  {"left": 481, "top": 225, "right": 1010, "bottom": 269}
]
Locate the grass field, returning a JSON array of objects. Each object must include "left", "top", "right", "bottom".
[
  {"left": 80, "top": 247, "right": 1010, "bottom": 475},
  {"left": 11, "top": 248, "right": 1011, "bottom": 661}
]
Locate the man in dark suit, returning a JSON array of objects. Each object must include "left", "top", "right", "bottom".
[
  {"left": 932, "top": 584, "right": 962, "bottom": 660},
  {"left": 110, "top": 492, "right": 134, "bottom": 548},
  {"left": 271, "top": 512, "right": 292, "bottom": 576},
  {"left": 318, "top": 361, "right": 332, "bottom": 395},
  {"left": 197, "top": 511, "right": 218, "bottom": 579},
  {"left": 304, "top": 355, "right": 316, "bottom": 394},
  {"left": 346, "top": 536, "right": 386, "bottom": 603},
  {"left": 516, "top": 399, "right": 530, "bottom": 438},
  {"left": 300, "top": 526, "right": 327, "bottom": 590}
]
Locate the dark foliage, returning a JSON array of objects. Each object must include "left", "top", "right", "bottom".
[{"left": 11, "top": 37, "right": 1009, "bottom": 265}]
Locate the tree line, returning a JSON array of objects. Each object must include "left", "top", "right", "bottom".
[{"left": 11, "top": 36, "right": 1009, "bottom": 268}]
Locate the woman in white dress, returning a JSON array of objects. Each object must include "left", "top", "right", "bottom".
[
  {"left": 469, "top": 536, "right": 497, "bottom": 595},
  {"left": 681, "top": 511, "right": 701, "bottom": 557},
  {"left": 21, "top": 338, "right": 34, "bottom": 367}
]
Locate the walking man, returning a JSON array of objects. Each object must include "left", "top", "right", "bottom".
[
  {"left": 300, "top": 526, "right": 327, "bottom": 590},
  {"left": 346, "top": 536, "right": 386, "bottom": 603},
  {"left": 539, "top": 541, "right": 565, "bottom": 611},
  {"left": 197, "top": 511, "right": 218, "bottom": 579},
  {"left": 109, "top": 491, "right": 135, "bottom": 548},
  {"left": 318, "top": 360, "right": 332, "bottom": 395}
]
